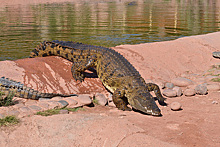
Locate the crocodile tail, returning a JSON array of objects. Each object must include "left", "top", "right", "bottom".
[
  {"left": 29, "top": 40, "right": 78, "bottom": 60},
  {"left": 0, "top": 77, "right": 76, "bottom": 100},
  {"left": 29, "top": 41, "right": 52, "bottom": 58}
]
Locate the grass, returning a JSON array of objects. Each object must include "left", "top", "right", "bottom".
[
  {"left": 0, "top": 115, "right": 19, "bottom": 127},
  {"left": 35, "top": 107, "right": 83, "bottom": 116},
  {"left": 0, "top": 91, "right": 15, "bottom": 107},
  {"left": 92, "top": 99, "right": 99, "bottom": 105},
  {"left": 211, "top": 78, "right": 220, "bottom": 82}
]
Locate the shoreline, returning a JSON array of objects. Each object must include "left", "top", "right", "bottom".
[{"left": 0, "top": 32, "right": 220, "bottom": 147}]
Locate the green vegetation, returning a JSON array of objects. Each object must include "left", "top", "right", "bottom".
[
  {"left": 211, "top": 78, "right": 220, "bottom": 82},
  {"left": 35, "top": 107, "right": 83, "bottom": 116},
  {"left": 0, "top": 115, "right": 19, "bottom": 127},
  {"left": 92, "top": 99, "right": 99, "bottom": 105},
  {"left": 0, "top": 91, "right": 15, "bottom": 107}
]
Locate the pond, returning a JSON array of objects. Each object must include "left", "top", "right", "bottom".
[{"left": 0, "top": 0, "right": 219, "bottom": 61}]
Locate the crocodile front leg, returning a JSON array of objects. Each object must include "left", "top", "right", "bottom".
[
  {"left": 112, "top": 88, "right": 132, "bottom": 111},
  {"left": 146, "top": 83, "right": 166, "bottom": 105},
  {"left": 71, "top": 55, "right": 97, "bottom": 82}
]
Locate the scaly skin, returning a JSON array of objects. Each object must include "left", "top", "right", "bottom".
[
  {"left": 0, "top": 77, "right": 75, "bottom": 99},
  {"left": 30, "top": 40, "right": 166, "bottom": 116}
]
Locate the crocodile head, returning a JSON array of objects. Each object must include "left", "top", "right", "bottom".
[{"left": 129, "top": 92, "right": 161, "bottom": 116}]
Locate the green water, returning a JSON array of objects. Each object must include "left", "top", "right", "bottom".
[{"left": 0, "top": 0, "right": 219, "bottom": 61}]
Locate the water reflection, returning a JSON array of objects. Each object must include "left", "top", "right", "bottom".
[{"left": 0, "top": 0, "right": 219, "bottom": 61}]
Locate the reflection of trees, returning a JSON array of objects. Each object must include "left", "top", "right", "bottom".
[{"left": 0, "top": 0, "right": 219, "bottom": 60}]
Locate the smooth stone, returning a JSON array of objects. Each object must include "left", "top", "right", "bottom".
[
  {"left": 25, "top": 100, "right": 37, "bottom": 106},
  {"left": 12, "top": 103, "right": 25, "bottom": 109},
  {"left": 28, "top": 105, "right": 42, "bottom": 111},
  {"left": 95, "top": 93, "right": 108, "bottom": 106},
  {"left": 184, "top": 89, "right": 196, "bottom": 96},
  {"left": 165, "top": 83, "right": 174, "bottom": 89},
  {"left": 195, "top": 84, "right": 208, "bottom": 95},
  {"left": 38, "top": 98, "right": 51, "bottom": 101},
  {"left": 59, "top": 109, "right": 69, "bottom": 114},
  {"left": 207, "top": 84, "right": 220, "bottom": 91},
  {"left": 75, "top": 94, "right": 92, "bottom": 105},
  {"left": 47, "top": 101, "right": 60, "bottom": 109},
  {"left": 170, "top": 102, "right": 182, "bottom": 111},
  {"left": 212, "top": 101, "right": 218, "bottom": 104},
  {"left": 173, "top": 86, "right": 182, "bottom": 97},
  {"left": 7, "top": 110, "right": 20, "bottom": 116},
  {"left": 155, "top": 81, "right": 165, "bottom": 89},
  {"left": 38, "top": 102, "right": 49, "bottom": 110},
  {"left": 162, "top": 89, "right": 177, "bottom": 97},
  {"left": 51, "top": 96, "right": 63, "bottom": 101},
  {"left": 171, "top": 77, "right": 193, "bottom": 87},
  {"left": 19, "top": 106, "right": 32, "bottom": 113},
  {"left": 64, "top": 98, "right": 78, "bottom": 106},
  {"left": 58, "top": 100, "right": 69, "bottom": 108}
]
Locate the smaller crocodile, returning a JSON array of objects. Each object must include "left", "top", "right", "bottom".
[
  {"left": 212, "top": 51, "right": 220, "bottom": 58},
  {"left": 0, "top": 77, "right": 76, "bottom": 99}
]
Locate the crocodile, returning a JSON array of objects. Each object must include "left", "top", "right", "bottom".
[
  {"left": 30, "top": 40, "right": 166, "bottom": 116},
  {"left": 0, "top": 77, "right": 76, "bottom": 99}
]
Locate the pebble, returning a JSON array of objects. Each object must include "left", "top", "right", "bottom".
[
  {"left": 7, "top": 110, "right": 20, "bottom": 116},
  {"left": 58, "top": 100, "right": 69, "bottom": 108},
  {"left": 51, "top": 96, "right": 63, "bottom": 101},
  {"left": 165, "top": 83, "right": 174, "bottom": 89},
  {"left": 170, "top": 102, "right": 182, "bottom": 111},
  {"left": 173, "top": 86, "right": 182, "bottom": 97},
  {"left": 162, "top": 89, "right": 177, "bottom": 97},
  {"left": 28, "top": 105, "right": 42, "bottom": 111},
  {"left": 74, "top": 94, "right": 92, "bottom": 105},
  {"left": 65, "top": 98, "right": 78, "bottom": 108},
  {"left": 207, "top": 84, "right": 220, "bottom": 91},
  {"left": 38, "top": 98, "right": 51, "bottom": 101},
  {"left": 12, "top": 103, "right": 25, "bottom": 109},
  {"left": 19, "top": 106, "right": 32, "bottom": 113},
  {"left": 25, "top": 100, "right": 37, "bottom": 106},
  {"left": 59, "top": 109, "right": 69, "bottom": 114},
  {"left": 47, "top": 101, "right": 60, "bottom": 109},
  {"left": 95, "top": 93, "right": 108, "bottom": 106},
  {"left": 212, "top": 101, "right": 218, "bottom": 104},
  {"left": 184, "top": 89, "right": 196, "bottom": 96},
  {"left": 171, "top": 77, "right": 193, "bottom": 87},
  {"left": 38, "top": 102, "right": 49, "bottom": 110},
  {"left": 156, "top": 81, "right": 165, "bottom": 89},
  {"left": 195, "top": 84, "right": 208, "bottom": 95}
]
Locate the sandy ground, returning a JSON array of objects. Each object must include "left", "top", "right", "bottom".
[{"left": 0, "top": 31, "right": 220, "bottom": 146}]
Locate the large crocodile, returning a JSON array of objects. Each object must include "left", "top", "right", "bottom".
[
  {"left": 30, "top": 40, "right": 166, "bottom": 116},
  {"left": 0, "top": 77, "right": 75, "bottom": 99}
]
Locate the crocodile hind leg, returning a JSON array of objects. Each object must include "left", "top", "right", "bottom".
[
  {"left": 146, "top": 83, "right": 166, "bottom": 105},
  {"left": 112, "top": 88, "right": 132, "bottom": 111},
  {"left": 71, "top": 55, "right": 97, "bottom": 82}
]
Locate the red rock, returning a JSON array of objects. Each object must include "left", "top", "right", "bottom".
[
  {"left": 171, "top": 77, "right": 193, "bottom": 87},
  {"left": 95, "top": 93, "right": 108, "bottom": 106},
  {"left": 170, "top": 102, "right": 182, "bottom": 111},
  {"left": 173, "top": 86, "right": 182, "bottom": 97},
  {"left": 162, "top": 89, "right": 177, "bottom": 97},
  {"left": 184, "top": 89, "right": 196, "bottom": 96}
]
